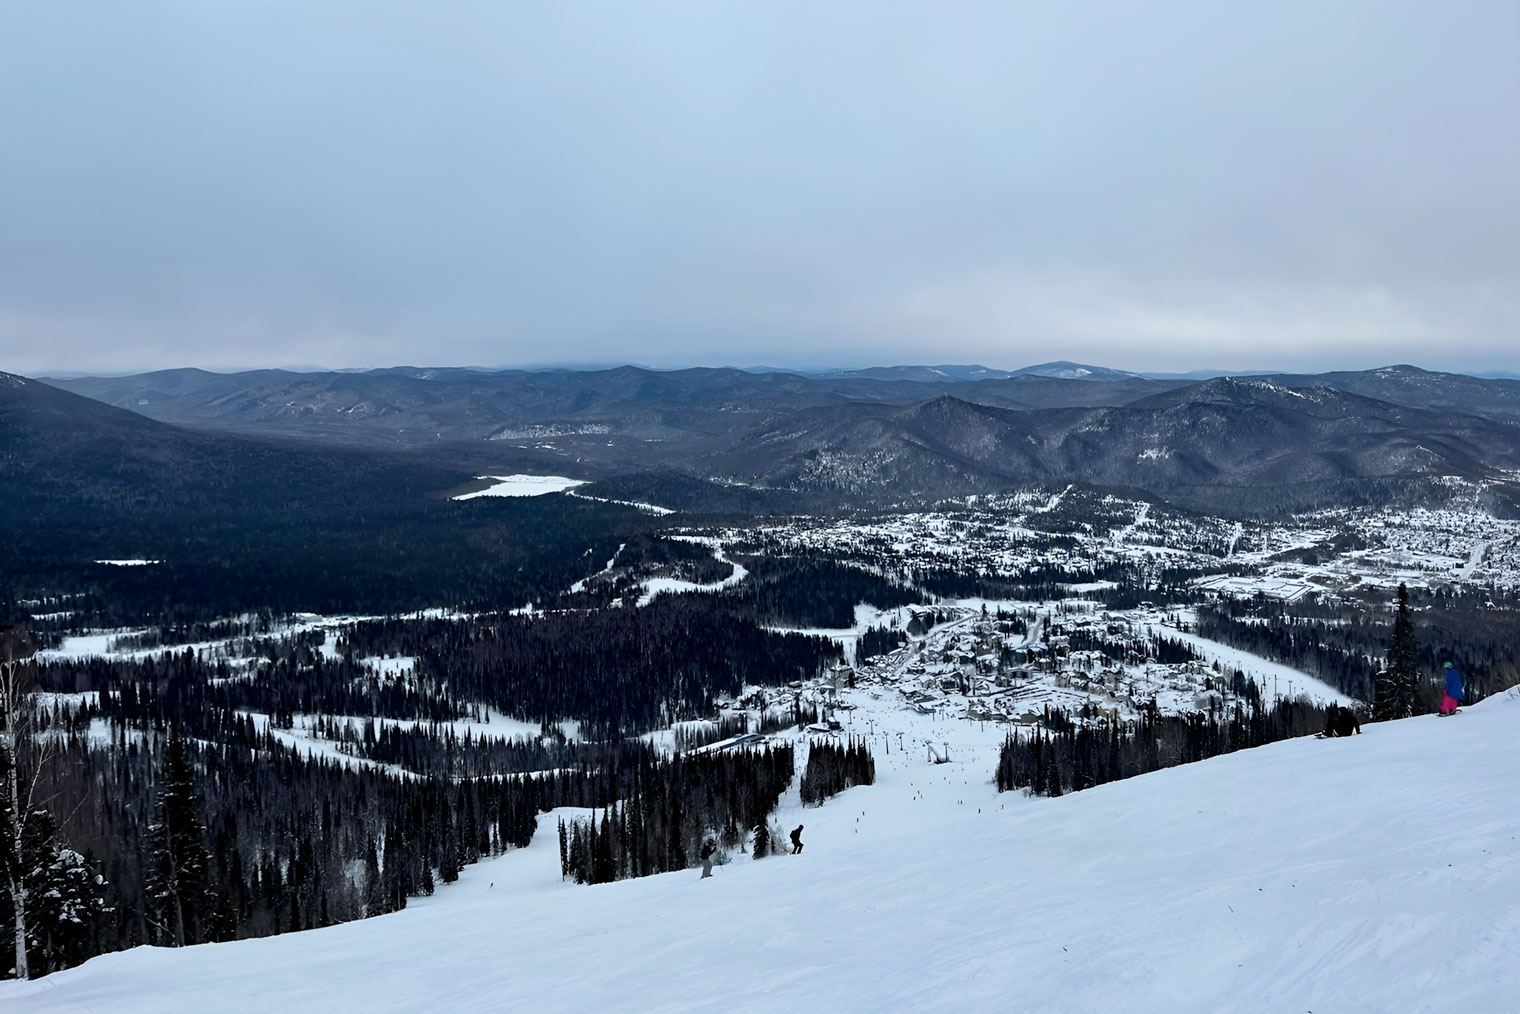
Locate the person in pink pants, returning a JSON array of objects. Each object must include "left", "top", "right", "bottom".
[{"left": 1441, "top": 662, "right": 1463, "bottom": 715}]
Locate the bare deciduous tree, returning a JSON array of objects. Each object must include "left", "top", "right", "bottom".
[{"left": 2, "top": 624, "right": 44, "bottom": 980}]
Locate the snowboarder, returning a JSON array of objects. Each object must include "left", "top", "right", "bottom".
[
  {"left": 790, "top": 825, "right": 804, "bottom": 854},
  {"left": 699, "top": 839, "right": 716, "bottom": 878},
  {"left": 1440, "top": 662, "right": 1463, "bottom": 716}
]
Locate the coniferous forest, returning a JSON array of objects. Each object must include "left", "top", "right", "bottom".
[
  {"left": 0, "top": 588, "right": 846, "bottom": 979},
  {"left": 556, "top": 745, "right": 796, "bottom": 884},
  {"left": 995, "top": 698, "right": 1333, "bottom": 797},
  {"left": 799, "top": 738, "right": 877, "bottom": 806},
  {"left": 1193, "top": 584, "right": 1520, "bottom": 708}
]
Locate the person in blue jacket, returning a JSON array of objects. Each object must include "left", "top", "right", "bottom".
[{"left": 1440, "top": 662, "right": 1463, "bottom": 715}]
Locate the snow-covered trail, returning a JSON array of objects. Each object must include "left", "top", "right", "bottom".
[
  {"left": 635, "top": 545, "right": 748, "bottom": 606},
  {"left": 763, "top": 602, "right": 915, "bottom": 664},
  {"left": 1140, "top": 618, "right": 1358, "bottom": 706},
  {"left": 1111, "top": 500, "right": 1150, "bottom": 544},
  {"left": 7, "top": 693, "right": 1518, "bottom": 1013},
  {"left": 1458, "top": 540, "right": 1489, "bottom": 580}
]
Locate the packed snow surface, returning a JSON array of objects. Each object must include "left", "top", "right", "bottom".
[
  {"left": 7, "top": 685, "right": 1518, "bottom": 1012},
  {"left": 452, "top": 474, "right": 586, "bottom": 499}
]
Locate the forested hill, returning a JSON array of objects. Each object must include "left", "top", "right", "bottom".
[
  {"left": 0, "top": 371, "right": 652, "bottom": 621},
  {"left": 0, "top": 370, "right": 471, "bottom": 522}
]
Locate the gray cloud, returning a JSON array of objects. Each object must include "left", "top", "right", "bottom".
[{"left": 2, "top": 1, "right": 1517, "bottom": 375}]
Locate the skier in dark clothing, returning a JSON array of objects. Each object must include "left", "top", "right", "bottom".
[
  {"left": 1323, "top": 704, "right": 1361, "bottom": 737},
  {"left": 1323, "top": 704, "right": 1342, "bottom": 737},
  {"left": 790, "top": 825, "right": 804, "bottom": 854},
  {"left": 1440, "top": 662, "right": 1463, "bottom": 716},
  {"left": 700, "top": 839, "right": 716, "bottom": 878}
]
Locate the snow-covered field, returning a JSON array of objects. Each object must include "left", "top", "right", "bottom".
[
  {"left": 7, "top": 685, "right": 1516, "bottom": 1012},
  {"left": 452, "top": 474, "right": 587, "bottom": 499}
]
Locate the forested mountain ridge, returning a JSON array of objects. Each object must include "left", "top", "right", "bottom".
[
  {"left": 703, "top": 379, "right": 1520, "bottom": 512},
  {"left": 1254, "top": 364, "right": 1520, "bottom": 422},
  {"left": 36, "top": 365, "right": 1520, "bottom": 519},
  {"left": 40, "top": 364, "right": 1185, "bottom": 447}
]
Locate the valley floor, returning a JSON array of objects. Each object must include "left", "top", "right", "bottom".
[{"left": 5, "top": 690, "right": 1517, "bottom": 1013}]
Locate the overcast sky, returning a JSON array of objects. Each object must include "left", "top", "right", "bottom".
[{"left": 2, "top": 1, "right": 1517, "bottom": 376}]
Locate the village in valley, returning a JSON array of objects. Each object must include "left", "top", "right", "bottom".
[
  {"left": 23, "top": 484, "right": 1520, "bottom": 776},
  {"left": 683, "top": 487, "right": 1520, "bottom": 758}
]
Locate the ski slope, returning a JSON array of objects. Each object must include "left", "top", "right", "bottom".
[{"left": 6, "top": 691, "right": 1518, "bottom": 1012}]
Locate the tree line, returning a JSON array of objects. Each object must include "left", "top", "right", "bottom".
[
  {"left": 557, "top": 745, "right": 795, "bottom": 884},
  {"left": 995, "top": 697, "right": 1333, "bottom": 797},
  {"left": 799, "top": 738, "right": 876, "bottom": 806},
  {"left": 1194, "top": 584, "right": 1520, "bottom": 708}
]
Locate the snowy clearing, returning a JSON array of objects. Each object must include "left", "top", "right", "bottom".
[
  {"left": 765, "top": 602, "right": 916, "bottom": 664},
  {"left": 452, "top": 475, "right": 587, "bottom": 500}
]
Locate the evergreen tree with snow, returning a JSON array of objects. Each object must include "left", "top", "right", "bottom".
[
  {"left": 1375, "top": 584, "right": 1420, "bottom": 721},
  {"left": 8, "top": 806, "right": 109, "bottom": 976},
  {"left": 146, "top": 729, "right": 214, "bottom": 947},
  {"left": 752, "top": 822, "right": 770, "bottom": 860}
]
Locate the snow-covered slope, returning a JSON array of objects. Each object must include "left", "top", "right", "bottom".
[{"left": 7, "top": 691, "right": 1519, "bottom": 1013}]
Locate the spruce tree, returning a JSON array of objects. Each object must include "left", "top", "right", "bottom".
[
  {"left": 1376, "top": 584, "right": 1420, "bottom": 720},
  {"left": 146, "top": 730, "right": 214, "bottom": 947}
]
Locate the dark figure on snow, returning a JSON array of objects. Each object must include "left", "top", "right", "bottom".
[
  {"left": 1441, "top": 662, "right": 1464, "bottom": 716},
  {"left": 1323, "top": 704, "right": 1361, "bottom": 737},
  {"left": 790, "top": 825, "right": 804, "bottom": 854},
  {"left": 700, "top": 839, "right": 716, "bottom": 879}
]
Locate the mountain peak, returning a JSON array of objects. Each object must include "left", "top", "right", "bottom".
[
  {"left": 822, "top": 365, "right": 1013, "bottom": 383},
  {"left": 1010, "top": 361, "right": 1139, "bottom": 381}
]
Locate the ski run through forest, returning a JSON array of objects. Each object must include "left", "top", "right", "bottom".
[{"left": 5, "top": 682, "right": 1517, "bottom": 1013}]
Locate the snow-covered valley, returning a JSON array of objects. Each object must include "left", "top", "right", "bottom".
[{"left": 12, "top": 481, "right": 1520, "bottom": 1009}]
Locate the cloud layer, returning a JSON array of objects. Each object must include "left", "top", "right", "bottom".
[{"left": 2, "top": 1, "right": 1516, "bottom": 374}]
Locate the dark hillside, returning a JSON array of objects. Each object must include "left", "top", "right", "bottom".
[{"left": 0, "top": 372, "right": 643, "bottom": 621}]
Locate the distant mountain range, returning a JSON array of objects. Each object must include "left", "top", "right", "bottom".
[
  {"left": 697, "top": 376, "right": 1520, "bottom": 513},
  {"left": 0, "top": 370, "right": 649, "bottom": 618},
  {"left": 19, "top": 363, "right": 1520, "bottom": 518},
  {"left": 41, "top": 365, "right": 1185, "bottom": 449},
  {"left": 818, "top": 361, "right": 1143, "bottom": 382}
]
